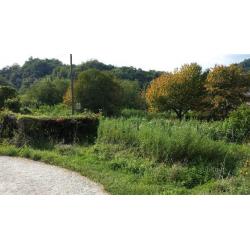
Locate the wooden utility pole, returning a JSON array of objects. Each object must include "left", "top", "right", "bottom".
[{"left": 70, "top": 54, "right": 75, "bottom": 115}]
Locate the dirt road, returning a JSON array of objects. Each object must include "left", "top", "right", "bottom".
[{"left": 0, "top": 156, "right": 107, "bottom": 195}]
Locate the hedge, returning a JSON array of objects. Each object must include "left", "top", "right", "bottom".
[
  {"left": 0, "top": 112, "right": 99, "bottom": 145},
  {"left": 0, "top": 112, "right": 17, "bottom": 138}
]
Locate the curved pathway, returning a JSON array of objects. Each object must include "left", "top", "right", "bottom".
[{"left": 0, "top": 156, "right": 107, "bottom": 195}]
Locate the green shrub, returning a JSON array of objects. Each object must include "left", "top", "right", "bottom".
[
  {"left": 17, "top": 115, "right": 99, "bottom": 145},
  {"left": 0, "top": 111, "right": 17, "bottom": 139},
  {"left": 224, "top": 104, "right": 250, "bottom": 143},
  {"left": 20, "top": 107, "right": 32, "bottom": 114},
  {"left": 24, "top": 78, "right": 69, "bottom": 106},
  {"left": 193, "top": 176, "right": 250, "bottom": 194},
  {"left": 0, "top": 112, "right": 99, "bottom": 145},
  {"left": 31, "top": 104, "right": 71, "bottom": 117},
  {"left": 165, "top": 164, "right": 211, "bottom": 189},
  {"left": 0, "top": 86, "right": 17, "bottom": 108},
  {"left": 4, "top": 98, "right": 21, "bottom": 113}
]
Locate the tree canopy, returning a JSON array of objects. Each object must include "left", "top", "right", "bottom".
[
  {"left": 239, "top": 58, "right": 250, "bottom": 72},
  {"left": 204, "top": 64, "right": 250, "bottom": 119},
  {"left": 23, "top": 78, "right": 69, "bottom": 106},
  {"left": 0, "top": 58, "right": 162, "bottom": 91},
  {"left": 0, "top": 75, "right": 12, "bottom": 87},
  {"left": 0, "top": 86, "right": 17, "bottom": 108},
  {"left": 1, "top": 56, "right": 250, "bottom": 119},
  {"left": 0, "top": 58, "right": 63, "bottom": 90},
  {"left": 64, "top": 69, "right": 123, "bottom": 115},
  {"left": 117, "top": 79, "right": 145, "bottom": 109},
  {"left": 146, "top": 63, "right": 205, "bottom": 119}
]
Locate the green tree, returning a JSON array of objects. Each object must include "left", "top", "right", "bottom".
[
  {"left": 22, "top": 57, "right": 62, "bottom": 79},
  {"left": 0, "top": 75, "right": 12, "bottom": 87},
  {"left": 239, "top": 58, "right": 250, "bottom": 72},
  {"left": 118, "top": 79, "right": 146, "bottom": 109},
  {"left": 0, "top": 64, "right": 22, "bottom": 88},
  {"left": 77, "top": 60, "right": 114, "bottom": 72},
  {"left": 146, "top": 63, "right": 205, "bottom": 120},
  {"left": 0, "top": 86, "right": 17, "bottom": 108},
  {"left": 20, "top": 57, "right": 63, "bottom": 89},
  {"left": 0, "top": 57, "right": 163, "bottom": 91},
  {"left": 69, "top": 69, "right": 123, "bottom": 115},
  {"left": 24, "top": 78, "right": 69, "bottom": 106},
  {"left": 111, "top": 66, "right": 162, "bottom": 89},
  {"left": 52, "top": 65, "right": 71, "bottom": 79},
  {"left": 4, "top": 97, "right": 21, "bottom": 113}
]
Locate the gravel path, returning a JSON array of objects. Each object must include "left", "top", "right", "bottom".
[{"left": 0, "top": 156, "right": 107, "bottom": 195}]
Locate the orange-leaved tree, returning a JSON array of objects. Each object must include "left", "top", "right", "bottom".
[
  {"left": 145, "top": 63, "right": 205, "bottom": 119},
  {"left": 205, "top": 64, "right": 250, "bottom": 119}
]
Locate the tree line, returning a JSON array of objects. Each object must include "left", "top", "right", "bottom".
[
  {"left": 146, "top": 63, "right": 250, "bottom": 120},
  {"left": 1, "top": 57, "right": 250, "bottom": 119},
  {"left": 0, "top": 57, "right": 161, "bottom": 90}
]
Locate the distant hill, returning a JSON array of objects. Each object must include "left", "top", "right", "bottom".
[
  {"left": 0, "top": 58, "right": 162, "bottom": 90},
  {"left": 223, "top": 54, "right": 250, "bottom": 64},
  {"left": 2, "top": 56, "right": 250, "bottom": 91},
  {"left": 238, "top": 58, "right": 250, "bottom": 72}
]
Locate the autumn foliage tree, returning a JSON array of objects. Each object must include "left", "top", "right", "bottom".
[
  {"left": 204, "top": 64, "right": 250, "bottom": 119},
  {"left": 146, "top": 63, "right": 205, "bottom": 119}
]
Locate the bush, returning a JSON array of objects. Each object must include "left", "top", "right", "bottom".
[
  {"left": 19, "top": 115, "right": 99, "bottom": 145},
  {"left": 31, "top": 104, "right": 71, "bottom": 117},
  {"left": 0, "top": 111, "right": 17, "bottom": 139},
  {"left": 118, "top": 80, "right": 146, "bottom": 109},
  {"left": 4, "top": 98, "right": 21, "bottom": 113},
  {"left": 20, "top": 107, "right": 32, "bottom": 114},
  {"left": 0, "top": 86, "right": 17, "bottom": 108},
  {"left": 224, "top": 104, "right": 250, "bottom": 143},
  {"left": 152, "top": 164, "right": 204, "bottom": 188},
  {"left": 0, "top": 112, "right": 99, "bottom": 145},
  {"left": 23, "top": 78, "right": 69, "bottom": 106}
]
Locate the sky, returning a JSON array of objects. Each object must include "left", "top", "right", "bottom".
[{"left": 0, "top": 0, "right": 250, "bottom": 71}]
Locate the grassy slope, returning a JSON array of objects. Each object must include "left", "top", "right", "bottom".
[{"left": 0, "top": 142, "right": 249, "bottom": 194}]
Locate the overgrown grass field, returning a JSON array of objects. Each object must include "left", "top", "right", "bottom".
[{"left": 0, "top": 111, "right": 249, "bottom": 194}]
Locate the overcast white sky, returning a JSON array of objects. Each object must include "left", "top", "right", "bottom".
[{"left": 0, "top": 0, "right": 250, "bottom": 71}]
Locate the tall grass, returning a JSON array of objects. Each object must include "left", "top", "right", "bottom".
[
  {"left": 120, "top": 108, "right": 174, "bottom": 120},
  {"left": 31, "top": 104, "right": 72, "bottom": 117},
  {"left": 30, "top": 104, "right": 95, "bottom": 118},
  {"left": 98, "top": 118, "right": 248, "bottom": 177}
]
